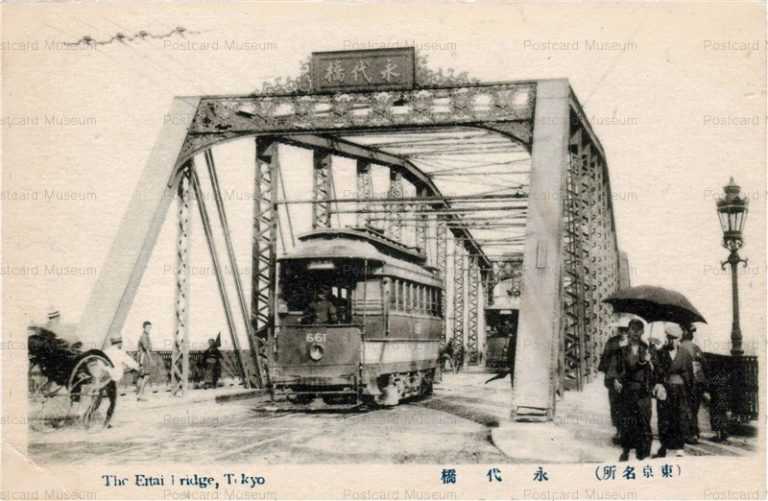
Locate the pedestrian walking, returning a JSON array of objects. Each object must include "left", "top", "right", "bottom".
[
  {"left": 616, "top": 319, "right": 654, "bottom": 461},
  {"left": 680, "top": 324, "right": 707, "bottom": 443},
  {"left": 654, "top": 322, "right": 694, "bottom": 458},
  {"left": 599, "top": 316, "right": 630, "bottom": 444},
  {"left": 136, "top": 320, "right": 154, "bottom": 402},
  {"left": 103, "top": 336, "right": 140, "bottom": 428}
]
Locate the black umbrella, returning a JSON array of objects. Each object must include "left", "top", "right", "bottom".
[{"left": 603, "top": 285, "right": 706, "bottom": 325}]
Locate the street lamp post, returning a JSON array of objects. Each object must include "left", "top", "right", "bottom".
[{"left": 716, "top": 177, "right": 749, "bottom": 356}]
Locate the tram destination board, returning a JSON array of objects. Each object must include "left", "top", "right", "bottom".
[{"left": 311, "top": 47, "right": 416, "bottom": 93}]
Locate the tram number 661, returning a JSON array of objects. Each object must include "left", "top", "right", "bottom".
[{"left": 306, "top": 332, "right": 327, "bottom": 344}]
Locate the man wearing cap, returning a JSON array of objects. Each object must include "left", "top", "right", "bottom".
[
  {"left": 680, "top": 324, "right": 707, "bottom": 443},
  {"left": 615, "top": 318, "right": 655, "bottom": 461},
  {"left": 598, "top": 316, "right": 630, "bottom": 444},
  {"left": 654, "top": 322, "right": 694, "bottom": 458}
]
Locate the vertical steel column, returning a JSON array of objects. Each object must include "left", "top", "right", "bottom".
[
  {"left": 356, "top": 160, "right": 373, "bottom": 227},
  {"left": 313, "top": 150, "right": 332, "bottom": 229},
  {"left": 484, "top": 265, "right": 495, "bottom": 307},
  {"left": 386, "top": 168, "right": 404, "bottom": 241},
  {"left": 253, "top": 138, "right": 278, "bottom": 378},
  {"left": 436, "top": 221, "right": 448, "bottom": 341},
  {"left": 171, "top": 163, "right": 193, "bottom": 396},
  {"left": 452, "top": 240, "right": 465, "bottom": 348},
  {"left": 561, "top": 135, "right": 587, "bottom": 391},
  {"left": 414, "top": 185, "right": 429, "bottom": 254},
  {"left": 584, "top": 147, "right": 602, "bottom": 381},
  {"left": 467, "top": 254, "right": 480, "bottom": 364}
]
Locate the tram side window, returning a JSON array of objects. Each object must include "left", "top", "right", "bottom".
[
  {"left": 403, "top": 282, "right": 410, "bottom": 312},
  {"left": 389, "top": 279, "right": 398, "bottom": 308},
  {"left": 429, "top": 288, "right": 436, "bottom": 316},
  {"left": 353, "top": 279, "right": 383, "bottom": 317}
]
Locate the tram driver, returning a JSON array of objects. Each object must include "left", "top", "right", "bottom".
[{"left": 302, "top": 286, "right": 338, "bottom": 325}]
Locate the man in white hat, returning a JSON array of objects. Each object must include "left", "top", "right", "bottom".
[
  {"left": 44, "top": 307, "right": 82, "bottom": 351},
  {"left": 654, "top": 322, "right": 694, "bottom": 458},
  {"left": 598, "top": 315, "right": 631, "bottom": 444}
]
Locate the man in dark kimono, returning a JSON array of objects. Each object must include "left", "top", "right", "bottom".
[
  {"left": 201, "top": 337, "right": 223, "bottom": 389},
  {"left": 654, "top": 323, "right": 694, "bottom": 458},
  {"left": 616, "top": 319, "right": 655, "bottom": 461},
  {"left": 136, "top": 321, "right": 154, "bottom": 402},
  {"left": 599, "top": 317, "right": 630, "bottom": 444}
]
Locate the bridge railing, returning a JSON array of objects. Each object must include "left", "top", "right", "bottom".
[
  {"left": 120, "top": 350, "right": 251, "bottom": 388},
  {"left": 703, "top": 352, "right": 759, "bottom": 423}
]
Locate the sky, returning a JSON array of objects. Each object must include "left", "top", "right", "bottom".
[{"left": 2, "top": 2, "right": 765, "bottom": 355}]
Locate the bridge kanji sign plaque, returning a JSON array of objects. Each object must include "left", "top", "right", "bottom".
[{"left": 311, "top": 47, "right": 415, "bottom": 92}]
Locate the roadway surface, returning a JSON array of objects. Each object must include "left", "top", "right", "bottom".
[
  {"left": 28, "top": 381, "right": 509, "bottom": 464},
  {"left": 28, "top": 372, "right": 756, "bottom": 464}
]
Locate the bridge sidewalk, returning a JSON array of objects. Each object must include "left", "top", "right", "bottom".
[{"left": 430, "top": 370, "right": 757, "bottom": 462}]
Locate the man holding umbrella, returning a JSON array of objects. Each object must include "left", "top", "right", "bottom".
[
  {"left": 598, "top": 316, "right": 630, "bottom": 445},
  {"left": 615, "top": 318, "right": 655, "bottom": 461},
  {"left": 603, "top": 285, "right": 707, "bottom": 458}
]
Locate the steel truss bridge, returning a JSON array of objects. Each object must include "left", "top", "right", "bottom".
[{"left": 76, "top": 52, "right": 628, "bottom": 419}]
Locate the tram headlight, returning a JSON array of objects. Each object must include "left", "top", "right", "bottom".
[{"left": 309, "top": 344, "right": 324, "bottom": 361}]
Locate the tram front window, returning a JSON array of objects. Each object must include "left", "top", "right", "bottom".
[{"left": 279, "top": 260, "right": 356, "bottom": 325}]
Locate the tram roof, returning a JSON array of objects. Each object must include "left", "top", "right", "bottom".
[{"left": 283, "top": 227, "right": 428, "bottom": 265}]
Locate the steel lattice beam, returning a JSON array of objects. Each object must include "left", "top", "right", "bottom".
[
  {"left": 452, "top": 240, "right": 466, "bottom": 348},
  {"left": 414, "top": 185, "right": 429, "bottom": 254},
  {"left": 171, "top": 164, "right": 193, "bottom": 396},
  {"left": 467, "top": 255, "right": 480, "bottom": 364},
  {"left": 386, "top": 168, "right": 404, "bottom": 241},
  {"left": 253, "top": 138, "right": 278, "bottom": 382},
  {"left": 312, "top": 150, "right": 332, "bottom": 229},
  {"left": 436, "top": 221, "right": 448, "bottom": 342},
  {"left": 356, "top": 160, "right": 373, "bottom": 227}
]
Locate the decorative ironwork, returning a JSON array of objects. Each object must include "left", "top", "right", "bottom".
[
  {"left": 171, "top": 164, "right": 193, "bottom": 396},
  {"left": 190, "top": 83, "right": 535, "bottom": 135}
]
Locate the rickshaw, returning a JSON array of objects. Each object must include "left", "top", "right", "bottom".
[{"left": 28, "top": 325, "right": 116, "bottom": 430}]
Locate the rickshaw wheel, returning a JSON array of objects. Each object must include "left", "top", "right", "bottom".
[{"left": 68, "top": 354, "right": 113, "bottom": 429}]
